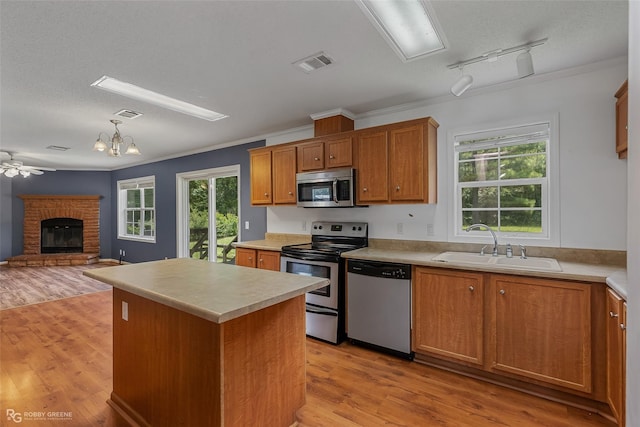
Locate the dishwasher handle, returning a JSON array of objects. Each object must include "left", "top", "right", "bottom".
[{"left": 347, "top": 259, "right": 411, "bottom": 279}]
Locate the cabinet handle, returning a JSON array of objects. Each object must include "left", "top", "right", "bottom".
[
  {"left": 609, "top": 311, "right": 619, "bottom": 318},
  {"left": 264, "top": 192, "right": 269, "bottom": 197},
  {"left": 248, "top": 257, "right": 252, "bottom": 261},
  {"left": 259, "top": 258, "right": 263, "bottom": 263},
  {"left": 620, "top": 323, "right": 626, "bottom": 330},
  {"left": 395, "top": 185, "right": 400, "bottom": 191},
  {"left": 288, "top": 191, "right": 293, "bottom": 195},
  {"left": 330, "top": 154, "right": 335, "bottom": 159},
  {"left": 499, "top": 289, "right": 505, "bottom": 295},
  {"left": 314, "top": 157, "right": 320, "bottom": 161},
  {"left": 363, "top": 187, "right": 368, "bottom": 192},
  {"left": 469, "top": 286, "right": 474, "bottom": 292}
]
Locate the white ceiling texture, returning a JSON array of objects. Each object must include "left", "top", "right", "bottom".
[{"left": 0, "top": 0, "right": 628, "bottom": 171}]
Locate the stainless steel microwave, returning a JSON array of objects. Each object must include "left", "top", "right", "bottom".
[{"left": 296, "top": 168, "right": 356, "bottom": 207}]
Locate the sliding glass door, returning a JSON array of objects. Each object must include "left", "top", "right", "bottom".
[{"left": 177, "top": 166, "right": 240, "bottom": 263}]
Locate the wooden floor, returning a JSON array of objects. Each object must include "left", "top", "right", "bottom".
[{"left": 0, "top": 274, "right": 616, "bottom": 426}]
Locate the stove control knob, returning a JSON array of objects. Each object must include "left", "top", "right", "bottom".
[
  {"left": 358, "top": 226, "right": 362, "bottom": 231},
  {"left": 352, "top": 226, "right": 356, "bottom": 231},
  {"left": 318, "top": 225, "right": 323, "bottom": 230}
]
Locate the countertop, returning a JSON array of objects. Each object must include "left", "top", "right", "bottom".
[
  {"left": 233, "top": 233, "right": 311, "bottom": 251},
  {"left": 342, "top": 247, "right": 625, "bottom": 284},
  {"left": 606, "top": 270, "right": 628, "bottom": 299},
  {"left": 84, "top": 258, "right": 328, "bottom": 323}
]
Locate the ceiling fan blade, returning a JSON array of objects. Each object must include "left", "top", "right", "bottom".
[
  {"left": 21, "top": 165, "right": 57, "bottom": 171},
  {"left": 28, "top": 169, "right": 44, "bottom": 175}
]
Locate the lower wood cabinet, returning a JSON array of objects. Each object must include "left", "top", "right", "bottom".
[
  {"left": 236, "top": 248, "right": 281, "bottom": 271},
  {"left": 489, "top": 275, "right": 592, "bottom": 393},
  {"left": 413, "top": 267, "right": 484, "bottom": 366},
  {"left": 606, "top": 287, "right": 626, "bottom": 426}
]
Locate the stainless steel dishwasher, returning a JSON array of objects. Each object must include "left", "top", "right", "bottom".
[{"left": 347, "top": 259, "right": 412, "bottom": 359}]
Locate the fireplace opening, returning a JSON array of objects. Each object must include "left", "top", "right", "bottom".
[{"left": 41, "top": 218, "right": 83, "bottom": 254}]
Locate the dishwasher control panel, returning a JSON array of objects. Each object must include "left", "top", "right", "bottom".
[{"left": 347, "top": 260, "right": 411, "bottom": 280}]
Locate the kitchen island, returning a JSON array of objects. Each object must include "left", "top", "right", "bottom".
[{"left": 84, "top": 258, "right": 328, "bottom": 427}]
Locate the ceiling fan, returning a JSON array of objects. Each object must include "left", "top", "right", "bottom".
[{"left": 1, "top": 152, "right": 56, "bottom": 178}]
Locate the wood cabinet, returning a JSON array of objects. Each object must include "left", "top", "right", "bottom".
[
  {"left": 297, "top": 140, "right": 325, "bottom": 171},
  {"left": 413, "top": 267, "right": 484, "bottom": 366},
  {"left": 355, "top": 118, "right": 438, "bottom": 204},
  {"left": 606, "top": 287, "right": 626, "bottom": 426},
  {"left": 235, "top": 248, "right": 280, "bottom": 271},
  {"left": 297, "top": 136, "right": 353, "bottom": 171},
  {"left": 272, "top": 146, "right": 297, "bottom": 204},
  {"left": 489, "top": 275, "right": 592, "bottom": 393},
  {"left": 249, "top": 149, "right": 273, "bottom": 205},
  {"left": 355, "top": 131, "right": 389, "bottom": 203},
  {"left": 325, "top": 136, "right": 353, "bottom": 169},
  {"left": 615, "top": 80, "right": 628, "bottom": 159}
]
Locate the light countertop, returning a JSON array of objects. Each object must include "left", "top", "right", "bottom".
[
  {"left": 606, "top": 270, "right": 628, "bottom": 299},
  {"left": 342, "top": 247, "right": 625, "bottom": 284},
  {"left": 233, "top": 233, "right": 311, "bottom": 251},
  {"left": 84, "top": 258, "right": 328, "bottom": 323}
]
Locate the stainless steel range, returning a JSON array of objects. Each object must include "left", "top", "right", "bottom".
[{"left": 280, "top": 221, "right": 368, "bottom": 344}]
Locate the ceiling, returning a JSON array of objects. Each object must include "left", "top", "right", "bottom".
[{"left": 0, "top": 0, "right": 628, "bottom": 171}]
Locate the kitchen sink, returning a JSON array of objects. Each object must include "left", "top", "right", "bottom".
[{"left": 431, "top": 251, "right": 562, "bottom": 272}]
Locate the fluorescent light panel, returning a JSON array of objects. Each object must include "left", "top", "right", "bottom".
[
  {"left": 91, "top": 76, "right": 228, "bottom": 122},
  {"left": 356, "top": 0, "right": 446, "bottom": 62}
]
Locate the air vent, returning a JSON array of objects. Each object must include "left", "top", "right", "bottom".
[
  {"left": 114, "top": 109, "right": 143, "bottom": 119},
  {"left": 46, "top": 145, "right": 70, "bottom": 151},
  {"left": 293, "top": 51, "right": 334, "bottom": 74}
]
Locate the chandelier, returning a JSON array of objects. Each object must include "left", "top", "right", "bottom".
[{"left": 93, "top": 119, "right": 141, "bottom": 156}]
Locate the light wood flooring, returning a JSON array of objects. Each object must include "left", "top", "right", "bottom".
[{"left": 0, "top": 268, "right": 616, "bottom": 426}]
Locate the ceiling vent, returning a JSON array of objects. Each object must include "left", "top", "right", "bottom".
[
  {"left": 114, "top": 109, "right": 143, "bottom": 119},
  {"left": 46, "top": 145, "right": 70, "bottom": 151},
  {"left": 293, "top": 51, "right": 334, "bottom": 73}
]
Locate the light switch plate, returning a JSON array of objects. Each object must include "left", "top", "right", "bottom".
[{"left": 122, "top": 301, "right": 129, "bottom": 321}]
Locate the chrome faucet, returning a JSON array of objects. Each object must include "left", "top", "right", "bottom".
[{"left": 466, "top": 223, "right": 499, "bottom": 256}]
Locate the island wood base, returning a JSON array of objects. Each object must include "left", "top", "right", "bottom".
[{"left": 110, "top": 288, "right": 306, "bottom": 426}]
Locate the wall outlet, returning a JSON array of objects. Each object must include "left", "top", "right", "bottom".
[
  {"left": 245, "top": 221, "right": 250, "bottom": 230},
  {"left": 122, "top": 301, "right": 129, "bottom": 321},
  {"left": 426, "top": 223, "right": 434, "bottom": 236},
  {"left": 122, "top": 250, "right": 125, "bottom": 257},
  {"left": 397, "top": 222, "right": 404, "bottom": 234}
]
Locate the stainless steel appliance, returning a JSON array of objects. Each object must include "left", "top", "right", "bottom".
[
  {"left": 280, "top": 221, "right": 368, "bottom": 344},
  {"left": 347, "top": 259, "right": 413, "bottom": 359},
  {"left": 296, "top": 168, "right": 357, "bottom": 208}
]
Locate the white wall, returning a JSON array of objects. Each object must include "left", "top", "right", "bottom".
[
  {"left": 266, "top": 60, "right": 628, "bottom": 250},
  {"left": 625, "top": 1, "right": 638, "bottom": 425}
]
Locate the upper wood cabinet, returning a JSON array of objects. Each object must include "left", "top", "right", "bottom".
[
  {"left": 272, "top": 146, "right": 297, "bottom": 204},
  {"left": 489, "top": 275, "right": 592, "bottom": 393},
  {"left": 325, "top": 136, "right": 353, "bottom": 169},
  {"left": 297, "top": 141, "right": 325, "bottom": 171},
  {"left": 615, "top": 80, "right": 628, "bottom": 159},
  {"left": 606, "top": 287, "right": 626, "bottom": 426},
  {"left": 413, "top": 267, "right": 484, "bottom": 367},
  {"left": 355, "top": 131, "right": 389, "bottom": 203},
  {"left": 355, "top": 117, "right": 438, "bottom": 204},
  {"left": 249, "top": 149, "right": 272, "bottom": 205}
]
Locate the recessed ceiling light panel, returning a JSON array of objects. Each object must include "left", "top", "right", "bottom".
[
  {"left": 115, "top": 109, "right": 144, "bottom": 119},
  {"left": 356, "top": 0, "right": 448, "bottom": 62},
  {"left": 91, "top": 76, "right": 228, "bottom": 122}
]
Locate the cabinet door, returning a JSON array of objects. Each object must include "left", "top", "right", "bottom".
[
  {"left": 615, "top": 81, "right": 628, "bottom": 159},
  {"left": 297, "top": 141, "right": 325, "bottom": 171},
  {"left": 490, "top": 275, "right": 592, "bottom": 393},
  {"left": 622, "top": 301, "right": 627, "bottom": 427},
  {"left": 413, "top": 268, "right": 484, "bottom": 366},
  {"left": 257, "top": 250, "right": 280, "bottom": 271},
  {"left": 250, "top": 150, "right": 272, "bottom": 205},
  {"left": 236, "top": 248, "right": 257, "bottom": 268},
  {"left": 606, "top": 288, "right": 624, "bottom": 424},
  {"left": 325, "top": 136, "right": 353, "bottom": 168},
  {"left": 272, "top": 146, "right": 297, "bottom": 204},
  {"left": 389, "top": 124, "right": 424, "bottom": 201},
  {"left": 355, "top": 131, "right": 388, "bottom": 203}
]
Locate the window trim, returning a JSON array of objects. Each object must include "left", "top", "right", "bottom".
[
  {"left": 117, "top": 175, "right": 156, "bottom": 243},
  {"left": 447, "top": 114, "right": 559, "bottom": 246}
]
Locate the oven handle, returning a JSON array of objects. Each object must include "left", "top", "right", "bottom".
[
  {"left": 333, "top": 178, "right": 338, "bottom": 204},
  {"left": 306, "top": 305, "right": 338, "bottom": 316}
]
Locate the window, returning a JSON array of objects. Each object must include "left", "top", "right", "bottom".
[
  {"left": 453, "top": 121, "right": 552, "bottom": 241},
  {"left": 118, "top": 176, "right": 155, "bottom": 242}
]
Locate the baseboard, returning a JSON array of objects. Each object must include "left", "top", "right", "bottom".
[{"left": 0, "top": 260, "right": 7, "bottom": 266}]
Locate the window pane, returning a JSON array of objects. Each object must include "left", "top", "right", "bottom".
[
  {"left": 143, "top": 210, "right": 154, "bottom": 236},
  {"left": 501, "top": 141, "right": 546, "bottom": 156},
  {"left": 500, "top": 210, "right": 542, "bottom": 233},
  {"left": 126, "top": 210, "right": 140, "bottom": 235},
  {"left": 500, "top": 185, "right": 542, "bottom": 208},
  {"left": 462, "top": 210, "right": 498, "bottom": 229},
  {"left": 458, "top": 158, "right": 499, "bottom": 182},
  {"left": 127, "top": 189, "right": 141, "bottom": 208},
  {"left": 500, "top": 154, "right": 546, "bottom": 179},
  {"left": 462, "top": 187, "right": 498, "bottom": 209},
  {"left": 144, "top": 188, "right": 154, "bottom": 208}
]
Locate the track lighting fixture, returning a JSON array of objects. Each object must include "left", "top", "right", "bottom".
[{"left": 447, "top": 38, "right": 547, "bottom": 95}]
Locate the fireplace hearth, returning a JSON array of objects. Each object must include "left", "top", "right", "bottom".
[{"left": 41, "top": 218, "right": 83, "bottom": 253}]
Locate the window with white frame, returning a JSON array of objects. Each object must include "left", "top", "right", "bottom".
[
  {"left": 118, "top": 176, "right": 156, "bottom": 242},
  {"left": 454, "top": 122, "right": 551, "bottom": 239}
]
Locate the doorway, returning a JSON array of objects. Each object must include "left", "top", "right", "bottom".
[{"left": 176, "top": 166, "right": 240, "bottom": 263}]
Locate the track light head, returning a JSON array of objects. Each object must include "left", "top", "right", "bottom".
[
  {"left": 517, "top": 49, "right": 534, "bottom": 78},
  {"left": 451, "top": 72, "right": 473, "bottom": 97}
]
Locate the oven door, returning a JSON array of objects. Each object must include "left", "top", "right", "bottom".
[{"left": 280, "top": 256, "right": 339, "bottom": 309}]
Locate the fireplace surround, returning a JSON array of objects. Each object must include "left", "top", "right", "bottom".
[{"left": 7, "top": 195, "right": 101, "bottom": 267}]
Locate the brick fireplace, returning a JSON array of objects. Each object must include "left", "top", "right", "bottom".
[{"left": 7, "top": 195, "right": 102, "bottom": 267}]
